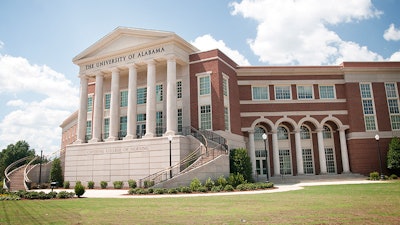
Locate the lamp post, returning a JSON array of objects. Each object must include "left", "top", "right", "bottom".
[
  {"left": 168, "top": 135, "right": 173, "bottom": 179},
  {"left": 262, "top": 133, "right": 269, "bottom": 182},
  {"left": 38, "top": 149, "right": 43, "bottom": 188},
  {"left": 374, "top": 134, "right": 385, "bottom": 180}
]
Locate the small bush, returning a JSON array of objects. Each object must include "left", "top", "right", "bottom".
[
  {"left": 148, "top": 188, "right": 154, "bottom": 194},
  {"left": 128, "top": 179, "right": 137, "bottom": 189},
  {"left": 223, "top": 184, "right": 234, "bottom": 192},
  {"left": 57, "top": 191, "right": 74, "bottom": 199},
  {"left": 100, "top": 181, "right": 108, "bottom": 189},
  {"left": 63, "top": 181, "right": 70, "bottom": 189},
  {"left": 113, "top": 181, "right": 124, "bottom": 189},
  {"left": 168, "top": 188, "right": 178, "bottom": 194},
  {"left": 47, "top": 191, "right": 58, "bottom": 199},
  {"left": 88, "top": 181, "right": 95, "bottom": 189},
  {"left": 211, "top": 185, "right": 222, "bottom": 192},
  {"left": 74, "top": 183, "right": 85, "bottom": 198},
  {"left": 190, "top": 178, "right": 202, "bottom": 192},
  {"left": 198, "top": 186, "right": 208, "bottom": 193},
  {"left": 369, "top": 171, "right": 380, "bottom": 180},
  {"left": 153, "top": 188, "right": 165, "bottom": 194},
  {"left": 204, "top": 177, "right": 215, "bottom": 191},
  {"left": 144, "top": 180, "right": 155, "bottom": 188},
  {"left": 227, "top": 173, "right": 246, "bottom": 188},
  {"left": 215, "top": 175, "right": 227, "bottom": 188},
  {"left": 180, "top": 186, "right": 192, "bottom": 193},
  {"left": 390, "top": 174, "right": 398, "bottom": 180}
]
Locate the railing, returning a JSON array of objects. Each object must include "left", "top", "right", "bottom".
[
  {"left": 24, "top": 156, "right": 38, "bottom": 190},
  {"left": 3, "top": 156, "right": 30, "bottom": 191}
]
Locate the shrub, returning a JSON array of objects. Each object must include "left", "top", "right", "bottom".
[
  {"left": 148, "top": 188, "right": 154, "bottom": 194},
  {"left": 153, "top": 188, "right": 165, "bottom": 194},
  {"left": 204, "top": 177, "right": 215, "bottom": 191},
  {"left": 74, "top": 183, "right": 85, "bottom": 198},
  {"left": 223, "top": 184, "right": 234, "bottom": 192},
  {"left": 190, "top": 178, "right": 202, "bottom": 192},
  {"left": 198, "top": 186, "right": 208, "bottom": 193},
  {"left": 100, "top": 181, "right": 108, "bottom": 189},
  {"left": 128, "top": 188, "right": 136, "bottom": 195},
  {"left": 230, "top": 148, "right": 253, "bottom": 182},
  {"left": 180, "top": 186, "right": 192, "bottom": 193},
  {"left": 57, "top": 191, "right": 74, "bottom": 199},
  {"left": 128, "top": 179, "right": 137, "bottom": 189},
  {"left": 63, "top": 181, "right": 70, "bottom": 189},
  {"left": 168, "top": 188, "right": 178, "bottom": 194},
  {"left": 211, "top": 185, "right": 222, "bottom": 192},
  {"left": 369, "top": 171, "right": 380, "bottom": 180},
  {"left": 113, "top": 181, "right": 124, "bottom": 189},
  {"left": 227, "top": 173, "right": 246, "bottom": 188},
  {"left": 390, "top": 174, "right": 398, "bottom": 180},
  {"left": 49, "top": 158, "right": 63, "bottom": 187},
  {"left": 215, "top": 175, "right": 227, "bottom": 187},
  {"left": 47, "top": 191, "right": 57, "bottom": 199},
  {"left": 144, "top": 180, "right": 154, "bottom": 188},
  {"left": 256, "top": 182, "right": 274, "bottom": 189},
  {"left": 0, "top": 181, "right": 3, "bottom": 194},
  {"left": 87, "top": 181, "right": 95, "bottom": 189}
]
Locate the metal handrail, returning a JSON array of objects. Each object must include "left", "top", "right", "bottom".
[
  {"left": 3, "top": 156, "right": 30, "bottom": 191},
  {"left": 24, "top": 156, "right": 38, "bottom": 190}
]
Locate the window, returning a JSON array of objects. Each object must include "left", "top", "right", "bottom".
[
  {"left": 385, "top": 83, "right": 400, "bottom": 130},
  {"left": 137, "top": 87, "right": 147, "bottom": 104},
  {"left": 87, "top": 96, "right": 93, "bottom": 112},
  {"left": 325, "top": 148, "right": 336, "bottom": 174},
  {"left": 254, "top": 126, "right": 266, "bottom": 140},
  {"left": 200, "top": 105, "right": 212, "bottom": 130},
  {"left": 177, "top": 81, "right": 182, "bottom": 99},
  {"left": 104, "top": 93, "right": 111, "bottom": 109},
  {"left": 156, "top": 111, "right": 163, "bottom": 136},
  {"left": 103, "top": 118, "right": 109, "bottom": 139},
  {"left": 177, "top": 109, "right": 182, "bottom": 133},
  {"left": 297, "top": 85, "right": 313, "bottom": 99},
  {"left": 275, "top": 86, "right": 291, "bottom": 100},
  {"left": 360, "top": 83, "right": 376, "bottom": 131},
  {"left": 120, "top": 90, "right": 128, "bottom": 107},
  {"left": 223, "top": 78, "right": 228, "bottom": 97},
  {"left": 278, "top": 126, "right": 288, "bottom": 140},
  {"left": 85, "top": 121, "right": 92, "bottom": 141},
  {"left": 224, "top": 107, "right": 230, "bottom": 131},
  {"left": 300, "top": 126, "right": 310, "bottom": 139},
  {"left": 156, "top": 84, "right": 163, "bottom": 102},
  {"left": 319, "top": 85, "right": 335, "bottom": 99},
  {"left": 119, "top": 116, "right": 127, "bottom": 138},
  {"left": 323, "top": 125, "right": 332, "bottom": 139},
  {"left": 279, "top": 149, "right": 292, "bottom": 175},
  {"left": 302, "top": 149, "right": 314, "bottom": 174},
  {"left": 252, "top": 86, "right": 269, "bottom": 100},
  {"left": 137, "top": 113, "right": 146, "bottom": 122},
  {"left": 199, "top": 76, "right": 211, "bottom": 95}
]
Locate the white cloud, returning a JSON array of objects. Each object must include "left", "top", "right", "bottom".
[
  {"left": 230, "top": 0, "right": 383, "bottom": 65},
  {"left": 389, "top": 51, "right": 400, "bottom": 61},
  {"left": 191, "top": 34, "right": 251, "bottom": 66},
  {"left": 0, "top": 54, "right": 78, "bottom": 156},
  {"left": 0, "top": 40, "right": 4, "bottom": 49},
  {"left": 384, "top": 24, "right": 400, "bottom": 41}
]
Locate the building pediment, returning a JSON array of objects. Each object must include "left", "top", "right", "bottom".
[{"left": 73, "top": 27, "right": 198, "bottom": 74}]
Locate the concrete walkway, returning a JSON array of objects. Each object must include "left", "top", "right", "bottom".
[{"left": 41, "top": 179, "right": 380, "bottom": 199}]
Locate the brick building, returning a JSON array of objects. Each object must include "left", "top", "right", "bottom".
[{"left": 60, "top": 27, "right": 400, "bottom": 185}]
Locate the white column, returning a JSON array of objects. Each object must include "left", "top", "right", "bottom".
[
  {"left": 295, "top": 129, "right": 304, "bottom": 175},
  {"left": 339, "top": 127, "right": 351, "bottom": 173},
  {"left": 125, "top": 64, "right": 137, "bottom": 140},
  {"left": 144, "top": 60, "right": 156, "bottom": 138},
  {"left": 75, "top": 76, "right": 88, "bottom": 144},
  {"left": 107, "top": 68, "right": 120, "bottom": 141},
  {"left": 248, "top": 131, "right": 257, "bottom": 178},
  {"left": 165, "top": 57, "right": 177, "bottom": 136},
  {"left": 90, "top": 72, "right": 104, "bottom": 142},
  {"left": 272, "top": 129, "right": 280, "bottom": 176},
  {"left": 317, "top": 128, "right": 327, "bottom": 174}
]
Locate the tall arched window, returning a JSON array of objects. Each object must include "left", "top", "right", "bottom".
[
  {"left": 254, "top": 126, "right": 265, "bottom": 140},
  {"left": 300, "top": 126, "right": 311, "bottom": 139},
  {"left": 323, "top": 125, "right": 332, "bottom": 139},
  {"left": 278, "top": 126, "right": 288, "bottom": 140}
]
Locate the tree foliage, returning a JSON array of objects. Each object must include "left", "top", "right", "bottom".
[
  {"left": 387, "top": 137, "right": 400, "bottom": 174},
  {"left": 0, "top": 140, "right": 35, "bottom": 180},
  {"left": 229, "top": 148, "right": 253, "bottom": 182},
  {"left": 49, "top": 158, "right": 63, "bottom": 187}
]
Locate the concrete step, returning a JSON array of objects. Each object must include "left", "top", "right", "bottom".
[{"left": 8, "top": 166, "right": 26, "bottom": 191}]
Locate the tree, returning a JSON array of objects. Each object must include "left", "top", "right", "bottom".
[
  {"left": 229, "top": 148, "right": 253, "bottom": 182},
  {"left": 0, "top": 140, "right": 35, "bottom": 180},
  {"left": 49, "top": 158, "right": 63, "bottom": 187},
  {"left": 387, "top": 137, "right": 400, "bottom": 175}
]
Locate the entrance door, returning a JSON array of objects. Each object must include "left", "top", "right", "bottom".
[
  {"left": 136, "top": 123, "right": 146, "bottom": 138},
  {"left": 255, "top": 150, "right": 268, "bottom": 176}
]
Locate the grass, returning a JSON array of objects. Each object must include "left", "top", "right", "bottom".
[{"left": 1, "top": 181, "right": 400, "bottom": 224}]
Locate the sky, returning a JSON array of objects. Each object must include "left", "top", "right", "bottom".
[{"left": 1, "top": 0, "right": 400, "bottom": 156}]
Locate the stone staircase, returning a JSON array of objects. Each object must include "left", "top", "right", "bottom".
[{"left": 7, "top": 166, "right": 26, "bottom": 191}]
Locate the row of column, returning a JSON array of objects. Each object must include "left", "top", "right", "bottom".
[
  {"left": 248, "top": 127, "right": 350, "bottom": 177},
  {"left": 75, "top": 57, "right": 178, "bottom": 143}
]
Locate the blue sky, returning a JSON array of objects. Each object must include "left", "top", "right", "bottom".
[{"left": 1, "top": 0, "right": 400, "bottom": 156}]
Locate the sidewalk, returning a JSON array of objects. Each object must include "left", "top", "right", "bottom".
[{"left": 42, "top": 179, "right": 379, "bottom": 199}]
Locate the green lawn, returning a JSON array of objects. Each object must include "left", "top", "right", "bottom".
[{"left": 1, "top": 181, "right": 400, "bottom": 225}]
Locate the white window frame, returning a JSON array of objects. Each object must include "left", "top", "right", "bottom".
[
  {"left": 137, "top": 87, "right": 147, "bottom": 104},
  {"left": 224, "top": 107, "right": 230, "bottom": 131},
  {"left": 120, "top": 90, "right": 128, "bottom": 107},
  {"left": 104, "top": 93, "right": 111, "bottom": 110},
  {"left": 297, "top": 85, "right": 314, "bottom": 100},
  {"left": 360, "top": 83, "right": 377, "bottom": 131},
  {"left": 385, "top": 82, "right": 400, "bottom": 130},
  {"left": 319, "top": 85, "right": 336, "bottom": 99},
  {"left": 252, "top": 86, "right": 269, "bottom": 100},
  {"left": 199, "top": 105, "right": 212, "bottom": 130},
  {"left": 177, "top": 80, "right": 182, "bottom": 99},
  {"left": 198, "top": 74, "right": 211, "bottom": 96},
  {"left": 275, "top": 85, "right": 292, "bottom": 100},
  {"left": 156, "top": 84, "right": 163, "bottom": 102},
  {"left": 87, "top": 95, "right": 93, "bottom": 112}
]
